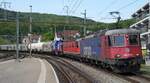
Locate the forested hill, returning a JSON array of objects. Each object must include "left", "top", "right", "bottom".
[{"left": 0, "top": 8, "right": 136, "bottom": 44}]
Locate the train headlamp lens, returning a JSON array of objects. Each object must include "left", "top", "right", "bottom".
[
  {"left": 116, "top": 54, "right": 121, "bottom": 58},
  {"left": 136, "top": 54, "right": 139, "bottom": 56}
]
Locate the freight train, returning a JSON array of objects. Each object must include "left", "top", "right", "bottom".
[
  {"left": 0, "top": 29, "right": 143, "bottom": 73},
  {"left": 61, "top": 29, "right": 143, "bottom": 73}
]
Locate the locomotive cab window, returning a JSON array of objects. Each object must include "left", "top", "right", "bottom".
[
  {"left": 129, "top": 35, "right": 139, "bottom": 45},
  {"left": 114, "top": 36, "right": 125, "bottom": 46},
  {"left": 108, "top": 36, "right": 112, "bottom": 46},
  {"left": 76, "top": 42, "right": 79, "bottom": 48}
]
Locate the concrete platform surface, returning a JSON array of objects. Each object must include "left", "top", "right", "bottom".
[
  {"left": 0, "top": 58, "right": 59, "bottom": 83},
  {"left": 146, "top": 60, "right": 150, "bottom": 66}
]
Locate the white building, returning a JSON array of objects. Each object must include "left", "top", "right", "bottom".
[
  {"left": 22, "top": 34, "right": 42, "bottom": 45},
  {"left": 130, "top": 3, "right": 150, "bottom": 50}
]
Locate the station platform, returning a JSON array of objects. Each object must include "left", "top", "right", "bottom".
[
  {"left": 145, "top": 56, "right": 150, "bottom": 66},
  {"left": 0, "top": 58, "right": 59, "bottom": 83},
  {"left": 145, "top": 60, "right": 150, "bottom": 66}
]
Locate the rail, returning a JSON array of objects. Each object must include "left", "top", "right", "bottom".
[{"left": 37, "top": 55, "right": 93, "bottom": 83}]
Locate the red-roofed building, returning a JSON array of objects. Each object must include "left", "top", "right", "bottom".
[{"left": 57, "top": 30, "right": 80, "bottom": 40}]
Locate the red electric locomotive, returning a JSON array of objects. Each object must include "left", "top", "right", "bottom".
[
  {"left": 63, "top": 40, "right": 80, "bottom": 55},
  {"left": 62, "top": 29, "right": 143, "bottom": 73},
  {"left": 100, "top": 29, "right": 142, "bottom": 72}
]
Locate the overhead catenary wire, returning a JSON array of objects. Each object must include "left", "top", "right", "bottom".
[
  {"left": 99, "top": 0, "right": 140, "bottom": 22},
  {"left": 60, "top": 0, "right": 65, "bottom": 14},
  {"left": 114, "top": 0, "right": 139, "bottom": 21},
  {"left": 68, "top": 0, "right": 75, "bottom": 8},
  {"left": 69, "top": 0, "right": 84, "bottom": 14},
  {"left": 69, "top": 0, "right": 80, "bottom": 13},
  {"left": 62, "top": 0, "right": 84, "bottom": 15},
  {"left": 61, "top": 0, "right": 76, "bottom": 15},
  {"left": 97, "top": 0, "right": 118, "bottom": 17},
  {"left": 72, "top": 0, "right": 84, "bottom": 14},
  {"left": 117, "top": 0, "right": 139, "bottom": 11}
]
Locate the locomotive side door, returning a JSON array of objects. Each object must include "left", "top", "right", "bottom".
[
  {"left": 105, "top": 36, "right": 110, "bottom": 58},
  {"left": 101, "top": 36, "right": 107, "bottom": 60},
  {"left": 101, "top": 36, "right": 110, "bottom": 60}
]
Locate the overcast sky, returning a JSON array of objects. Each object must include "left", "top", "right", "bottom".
[{"left": 2, "top": 0, "right": 149, "bottom": 23}]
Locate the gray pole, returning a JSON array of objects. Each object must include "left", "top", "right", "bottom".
[
  {"left": 4, "top": 3, "right": 7, "bottom": 21},
  {"left": 64, "top": 5, "right": 69, "bottom": 31},
  {"left": 148, "top": 1, "right": 150, "bottom": 41},
  {"left": 66, "top": 6, "right": 69, "bottom": 24},
  {"left": 148, "top": 1, "right": 150, "bottom": 56},
  {"left": 29, "top": 5, "right": 32, "bottom": 33},
  {"left": 82, "top": 10, "right": 87, "bottom": 36},
  {"left": 27, "top": 5, "right": 33, "bottom": 58},
  {"left": 16, "top": 12, "right": 19, "bottom": 61},
  {"left": 29, "top": 5, "right": 32, "bottom": 58},
  {"left": 29, "top": 34, "right": 32, "bottom": 57}
]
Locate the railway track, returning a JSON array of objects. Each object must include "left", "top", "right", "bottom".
[
  {"left": 83, "top": 61, "right": 150, "bottom": 83},
  {"left": 58, "top": 55, "right": 150, "bottom": 83},
  {"left": 133, "top": 72, "right": 150, "bottom": 81},
  {"left": 0, "top": 51, "right": 28, "bottom": 62},
  {"left": 47, "top": 58, "right": 76, "bottom": 83},
  {"left": 0, "top": 51, "right": 18, "bottom": 61},
  {"left": 93, "top": 65, "right": 150, "bottom": 83},
  {"left": 34, "top": 54, "right": 146, "bottom": 83},
  {"left": 59, "top": 57, "right": 140, "bottom": 83},
  {"left": 36, "top": 55, "right": 93, "bottom": 83},
  {"left": 1, "top": 51, "right": 150, "bottom": 83},
  {"left": 123, "top": 72, "right": 150, "bottom": 83}
]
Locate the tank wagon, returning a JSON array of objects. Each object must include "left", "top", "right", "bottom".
[
  {"left": 0, "top": 42, "right": 52, "bottom": 53},
  {"left": 0, "top": 44, "right": 27, "bottom": 52}
]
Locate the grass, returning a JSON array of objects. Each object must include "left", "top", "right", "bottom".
[{"left": 141, "top": 65, "right": 150, "bottom": 76}]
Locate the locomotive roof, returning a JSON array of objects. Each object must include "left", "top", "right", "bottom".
[
  {"left": 81, "top": 29, "right": 140, "bottom": 40},
  {"left": 105, "top": 29, "right": 140, "bottom": 35}
]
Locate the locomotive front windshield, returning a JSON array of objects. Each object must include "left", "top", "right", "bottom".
[
  {"left": 129, "top": 35, "right": 139, "bottom": 45},
  {"left": 109, "top": 35, "right": 139, "bottom": 46},
  {"left": 113, "top": 36, "right": 125, "bottom": 46},
  {"left": 109, "top": 36, "right": 125, "bottom": 46}
]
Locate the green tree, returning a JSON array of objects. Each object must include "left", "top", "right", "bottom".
[
  {"left": 0, "top": 37, "right": 10, "bottom": 45},
  {"left": 42, "top": 32, "right": 54, "bottom": 41}
]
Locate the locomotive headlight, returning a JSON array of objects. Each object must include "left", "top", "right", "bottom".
[
  {"left": 115, "top": 54, "right": 122, "bottom": 58},
  {"left": 136, "top": 54, "right": 140, "bottom": 56},
  {"left": 125, "top": 48, "right": 130, "bottom": 53}
]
